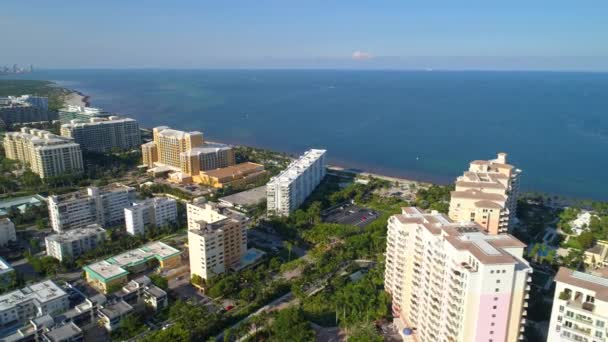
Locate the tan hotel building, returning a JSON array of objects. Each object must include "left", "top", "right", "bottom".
[
  {"left": 142, "top": 126, "right": 204, "bottom": 168},
  {"left": 142, "top": 126, "right": 264, "bottom": 187},
  {"left": 448, "top": 153, "right": 521, "bottom": 235}
]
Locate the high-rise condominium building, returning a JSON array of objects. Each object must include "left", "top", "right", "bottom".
[
  {"left": 60, "top": 116, "right": 141, "bottom": 152},
  {"left": 187, "top": 198, "right": 248, "bottom": 280},
  {"left": 45, "top": 224, "right": 106, "bottom": 261},
  {"left": 266, "top": 149, "right": 326, "bottom": 217},
  {"left": 142, "top": 126, "right": 204, "bottom": 169},
  {"left": 0, "top": 95, "right": 53, "bottom": 126},
  {"left": 0, "top": 217, "right": 17, "bottom": 247},
  {"left": 385, "top": 207, "right": 532, "bottom": 342},
  {"left": 58, "top": 105, "right": 111, "bottom": 124},
  {"left": 3, "top": 127, "right": 83, "bottom": 178},
  {"left": 448, "top": 153, "right": 521, "bottom": 235},
  {"left": 124, "top": 197, "right": 178, "bottom": 236},
  {"left": 548, "top": 267, "right": 608, "bottom": 342},
  {"left": 48, "top": 184, "right": 136, "bottom": 232}
]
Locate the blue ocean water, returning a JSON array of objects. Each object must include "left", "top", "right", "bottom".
[{"left": 8, "top": 69, "right": 608, "bottom": 200}]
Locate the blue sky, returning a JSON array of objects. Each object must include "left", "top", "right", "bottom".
[{"left": 2, "top": 1, "right": 607, "bottom": 70}]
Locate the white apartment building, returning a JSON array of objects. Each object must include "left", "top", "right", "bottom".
[
  {"left": 58, "top": 105, "right": 111, "bottom": 124},
  {"left": 0, "top": 217, "right": 17, "bottom": 247},
  {"left": 60, "top": 116, "right": 141, "bottom": 152},
  {"left": 548, "top": 267, "right": 608, "bottom": 342},
  {"left": 266, "top": 149, "right": 326, "bottom": 216},
  {"left": 449, "top": 153, "right": 522, "bottom": 235},
  {"left": 3, "top": 127, "right": 83, "bottom": 178},
  {"left": 0, "top": 95, "right": 51, "bottom": 126},
  {"left": 48, "top": 184, "right": 136, "bottom": 232},
  {"left": 385, "top": 207, "right": 532, "bottom": 342},
  {"left": 45, "top": 224, "right": 106, "bottom": 261},
  {"left": 0, "top": 280, "right": 69, "bottom": 326},
  {"left": 124, "top": 197, "right": 178, "bottom": 236},
  {"left": 187, "top": 198, "right": 248, "bottom": 280}
]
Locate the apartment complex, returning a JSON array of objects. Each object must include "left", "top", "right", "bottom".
[
  {"left": 0, "top": 280, "right": 69, "bottom": 326},
  {"left": 448, "top": 153, "right": 521, "bottom": 235},
  {"left": 45, "top": 224, "right": 106, "bottom": 261},
  {"left": 58, "top": 105, "right": 111, "bottom": 124},
  {"left": 83, "top": 241, "right": 181, "bottom": 293},
  {"left": 142, "top": 126, "right": 204, "bottom": 169},
  {"left": 0, "top": 217, "right": 17, "bottom": 247},
  {"left": 60, "top": 116, "right": 141, "bottom": 152},
  {"left": 384, "top": 207, "right": 532, "bottom": 342},
  {"left": 266, "top": 149, "right": 326, "bottom": 216},
  {"left": 0, "top": 95, "right": 53, "bottom": 126},
  {"left": 187, "top": 198, "right": 248, "bottom": 280},
  {"left": 124, "top": 197, "right": 178, "bottom": 236},
  {"left": 48, "top": 184, "right": 136, "bottom": 232},
  {"left": 548, "top": 267, "right": 608, "bottom": 342},
  {"left": 3, "top": 127, "right": 84, "bottom": 178}
]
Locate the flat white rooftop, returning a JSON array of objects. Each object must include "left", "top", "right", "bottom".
[
  {"left": 0, "top": 257, "right": 14, "bottom": 275},
  {"left": 45, "top": 224, "right": 105, "bottom": 244},
  {"left": 268, "top": 149, "right": 326, "bottom": 185},
  {"left": 0, "top": 280, "right": 67, "bottom": 312},
  {"left": 84, "top": 241, "right": 180, "bottom": 281}
]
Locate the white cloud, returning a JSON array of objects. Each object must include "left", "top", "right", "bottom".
[{"left": 352, "top": 51, "right": 373, "bottom": 61}]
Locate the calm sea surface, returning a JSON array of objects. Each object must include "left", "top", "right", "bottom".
[{"left": 8, "top": 69, "right": 608, "bottom": 200}]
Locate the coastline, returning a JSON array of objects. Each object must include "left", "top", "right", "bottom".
[
  {"left": 63, "top": 89, "right": 90, "bottom": 107},
  {"left": 60, "top": 85, "right": 598, "bottom": 205}
]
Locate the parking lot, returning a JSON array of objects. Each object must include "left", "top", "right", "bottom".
[{"left": 323, "top": 204, "right": 379, "bottom": 227}]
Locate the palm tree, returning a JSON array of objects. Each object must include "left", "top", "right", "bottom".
[{"left": 284, "top": 241, "right": 294, "bottom": 261}]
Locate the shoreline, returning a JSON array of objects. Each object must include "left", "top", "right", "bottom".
[{"left": 63, "top": 89, "right": 90, "bottom": 107}]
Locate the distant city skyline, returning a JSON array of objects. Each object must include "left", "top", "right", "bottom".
[{"left": 2, "top": 1, "right": 608, "bottom": 70}]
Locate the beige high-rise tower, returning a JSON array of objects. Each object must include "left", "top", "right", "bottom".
[
  {"left": 142, "top": 126, "right": 204, "bottom": 168},
  {"left": 448, "top": 153, "right": 521, "bottom": 235}
]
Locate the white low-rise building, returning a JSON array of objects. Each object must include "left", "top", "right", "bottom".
[
  {"left": 124, "top": 197, "right": 178, "bottom": 236},
  {"left": 48, "top": 184, "right": 136, "bottom": 232},
  {"left": 548, "top": 267, "right": 608, "bottom": 342},
  {"left": 0, "top": 217, "right": 17, "bottom": 247},
  {"left": 45, "top": 224, "right": 106, "bottom": 261},
  {"left": 0, "top": 280, "right": 69, "bottom": 326},
  {"left": 266, "top": 149, "right": 326, "bottom": 216}
]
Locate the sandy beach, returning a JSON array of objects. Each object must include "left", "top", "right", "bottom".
[{"left": 63, "top": 90, "right": 89, "bottom": 107}]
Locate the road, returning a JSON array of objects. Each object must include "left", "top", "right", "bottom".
[{"left": 215, "top": 291, "right": 295, "bottom": 341}]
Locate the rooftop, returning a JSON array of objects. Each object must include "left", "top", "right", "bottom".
[
  {"left": 61, "top": 116, "right": 137, "bottom": 128},
  {"left": 0, "top": 194, "right": 45, "bottom": 216},
  {"left": 51, "top": 183, "right": 134, "bottom": 202},
  {"left": 59, "top": 105, "right": 109, "bottom": 115},
  {"left": 268, "top": 149, "right": 326, "bottom": 185},
  {"left": 43, "top": 322, "right": 82, "bottom": 342},
  {"left": 100, "top": 300, "right": 133, "bottom": 319},
  {"left": 182, "top": 142, "right": 232, "bottom": 156},
  {"left": 202, "top": 162, "right": 264, "bottom": 180},
  {"left": 84, "top": 241, "right": 180, "bottom": 281},
  {"left": 4, "top": 127, "right": 77, "bottom": 147},
  {"left": 0, "top": 257, "right": 14, "bottom": 275},
  {"left": 0, "top": 280, "right": 67, "bottom": 311},
  {"left": 556, "top": 267, "right": 608, "bottom": 301},
  {"left": 219, "top": 185, "right": 267, "bottom": 207},
  {"left": 395, "top": 207, "right": 528, "bottom": 265},
  {"left": 45, "top": 224, "right": 105, "bottom": 244},
  {"left": 154, "top": 126, "right": 202, "bottom": 139}
]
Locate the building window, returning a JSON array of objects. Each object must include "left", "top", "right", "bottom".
[
  {"left": 492, "top": 314, "right": 496, "bottom": 318},
  {"left": 493, "top": 306, "right": 497, "bottom": 310}
]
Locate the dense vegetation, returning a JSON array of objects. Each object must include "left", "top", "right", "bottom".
[{"left": 0, "top": 79, "right": 68, "bottom": 111}]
